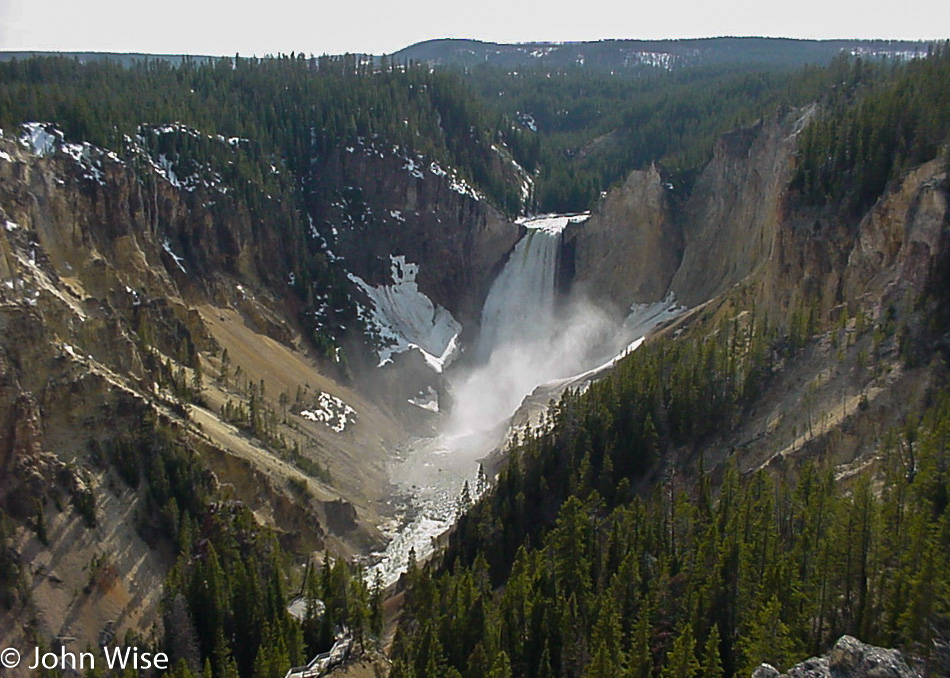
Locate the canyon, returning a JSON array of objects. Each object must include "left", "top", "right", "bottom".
[{"left": 0, "top": 91, "right": 947, "bottom": 676}]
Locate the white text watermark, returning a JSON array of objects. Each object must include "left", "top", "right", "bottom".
[{"left": 1, "top": 646, "right": 168, "bottom": 672}]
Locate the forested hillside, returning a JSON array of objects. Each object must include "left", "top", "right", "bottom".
[
  {"left": 0, "top": 53, "right": 541, "bottom": 366},
  {"left": 2, "top": 46, "right": 938, "bottom": 216},
  {"left": 392, "top": 315, "right": 950, "bottom": 677},
  {"left": 1, "top": 47, "right": 926, "bottom": 218},
  {"left": 456, "top": 64, "right": 818, "bottom": 210},
  {"left": 411, "top": 50, "right": 940, "bottom": 212},
  {"left": 794, "top": 45, "right": 950, "bottom": 215},
  {"left": 0, "top": 54, "right": 531, "bottom": 212}
]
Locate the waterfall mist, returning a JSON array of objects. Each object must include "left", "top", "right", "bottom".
[
  {"left": 441, "top": 217, "right": 631, "bottom": 453},
  {"left": 445, "top": 298, "right": 625, "bottom": 444}
]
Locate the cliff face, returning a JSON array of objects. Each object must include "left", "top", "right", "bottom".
[
  {"left": 568, "top": 164, "right": 681, "bottom": 313},
  {"left": 566, "top": 107, "right": 811, "bottom": 311},
  {"left": 310, "top": 141, "right": 522, "bottom": 327},
  {"left": 2, "top": 100, "right": 946, "bottom": 665},
  {"left": 0, "top": 121, "right": 529, "bottom": 651},
  {"left": 568, "top": 103, "right": 948, "bottom": 326},
  {"left": 671, "top": 108, "right": 810, "bottom": 307},
  {"left": 843, "top": 159, "right": 949, "bottom": 303},
  {"left": 755, "top": 156, "right": 949, "bottom": 331},
  {"left": 564, "top": 107, "right": 950, "bottom": 500}
]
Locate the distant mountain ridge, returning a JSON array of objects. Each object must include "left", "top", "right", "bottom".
[
  {"left": 0, "top": 37, "right": 932, "bottom": 71},
  {"left": 390, "top": 36, "right": 930, "bottom": 71}
]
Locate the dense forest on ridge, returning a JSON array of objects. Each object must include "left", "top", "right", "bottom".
[{"left": 5, "top": 47, "right": 944, "bottom": 215}]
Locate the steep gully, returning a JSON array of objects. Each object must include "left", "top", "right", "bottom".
[{"left": 368, "top": 214, "right": 682, "bottom": 586}]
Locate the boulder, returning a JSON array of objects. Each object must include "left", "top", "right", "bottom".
[{"left": 751, "top": 636, "right": 919, "bottom": 678}]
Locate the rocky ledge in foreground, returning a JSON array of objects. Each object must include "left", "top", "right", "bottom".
[{"left": 752, "top": 635, "right": 919, "bottom": 678}]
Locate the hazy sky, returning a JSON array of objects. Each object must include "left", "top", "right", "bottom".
[{"left": 0, "top": 0, "right": 946, "bottom": 56}]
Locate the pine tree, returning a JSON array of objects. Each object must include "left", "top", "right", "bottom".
[
  {"left": 700, "top": 625, "right": 724, "bottom": 678},
  {"left": 370, "top": 568, "right": 384, "bottom": 638},
  {"left": 736, "top": 596, "right": 795, "bottom": 676},
  {"left": 660, "top": 623, "right": 699, "bottom": 678},
  {"left": 487, "top": 651, "right": 513, "bottom": 678}
]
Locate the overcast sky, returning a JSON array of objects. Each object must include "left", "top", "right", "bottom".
[{"left": 0, "top": 0, "right": 946, "bottom": 56}]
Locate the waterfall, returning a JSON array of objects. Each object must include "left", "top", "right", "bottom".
[
  {"left": 447, "top": 217, "right": 585, "bottom": 439},
  {"left": 476, "top": 227, "right": 562, "bottom": 361}
]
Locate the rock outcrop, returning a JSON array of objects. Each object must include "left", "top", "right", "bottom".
[
  {"left": 567, "top": 103, "right": 949, "bottom": 337},
  {"left": 671, "top": 107, "right": 811, "bottom": 307},
  {"left": 756, "top": 154, "right": 949, "bottom": 331},
  {"left": 752, "top": 636, "right": 919, "bottom": 678},
  {"left": 567, "top": 163, "right": 680, "bottom": 313},
  {"left": 0, "top": 120, "right": 533, "bottom": 652},
  {"left": 843, "top": 158, "right": 949, "bottom": 302},
  {"left": 0, "top": 126, "right": 404, "bottom": 651}
]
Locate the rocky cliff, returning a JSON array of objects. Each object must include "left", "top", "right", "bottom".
[
  {"left": 671, "top": 107, "right": 813, "bottom": 307},
  {"left": 563, "top": 104, "right": 950, "bottom": 506},
  {"left": 568, "top": 102, "right": 948, "bottom": 332},
  {"left": 309, "top": 139, "right": 522, "bottom": 328},
  {"left": 1, "top": 91, "right": 947, "bottom": 668},
  {"left": 568, "top": 163, "right": 680, "bottom": 313},
  {"left": 566, "top": 106, "right": 814, "bottom": 312}
]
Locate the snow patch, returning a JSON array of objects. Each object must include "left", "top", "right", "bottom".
[
  {"left": 62, "top": 343, "right": 83, "bottom": 360},
  {"left": 17, "top": 123, "right": 113, "bottom": 184},
  {"left": 529, "top": 46, "right": 557, "bottom": 58},
  {"left": 623, "top": 292, "right": 684, "bottom": 339},
  {"left": 425, "top": 159, "right": 480, "bottom": 199},
  {"left": 408, "top": 387, "right": 440, "bottom": 413},
  {"left": 403, "top": 157, "right": 424, "bottom": 179},
  {"left": 161, "top": 238, "right": 187, "bottom": 273},
  {"left": 848, "top": 47, "right": 921, "bottom": 61},
  {"left": 538, "top": 293, "right": 685, "bottom": 395},
  {"left": 20, "top": 122, "right": 59, "bottom": 157},
  {"left": 349, "top": 255, "right": 461, "bottom": 371},
  {"left": 131, "top": 125, "right": 232, "bottom": 194},
  {"left": 448, "top": 174, "right": 480, "bottom": 200},
  {"left": 516, "top": 111, "right": 538, "bottom": 132},
  {"left": 300, "top": 392, "right": 356, "bottom": 433},
  {"left": 61, "top": 142, "right": 106, "bottom": 184},
  {"left": 623, "top": 51, "right": 680, "bottom": 70},
  {"left": 517, "top": 212, "right": 590, "bottom": 234}
]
